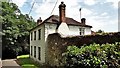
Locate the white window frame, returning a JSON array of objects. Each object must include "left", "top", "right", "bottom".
[{"left": 79, "top": 28, "right": 85, "bottom": 35}]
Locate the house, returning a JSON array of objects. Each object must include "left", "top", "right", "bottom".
[{"left": 30, "top": 2, "right": 92, "bottom": 64}]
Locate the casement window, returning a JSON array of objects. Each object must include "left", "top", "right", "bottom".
[
  {"left": 38, "top": 29, "right": 41, "bottom": 40},
  {"left": 34, "top": 46, "right": 36, "bottom": 58},
  {"left": 38, "top": 47, "right": 41, "bottom": 60},
  {"left": 79, "top": 28, "right": 85, "bottom": 35},
  {"left": 31, "top": 46, "right": 32, "bottom": 56},
  {"left": 34, "top": 31, "right": 36, "bottom": 40},
  {"left": 31, "top": 32, "right": 33, "bottom": 41}
]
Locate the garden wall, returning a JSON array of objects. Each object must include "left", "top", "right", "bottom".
[{"left": 46, "top": 32, "right": 120, "bottom": 66}]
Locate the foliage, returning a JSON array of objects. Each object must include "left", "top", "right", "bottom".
[
  {"left": 17, "top": 55, "right": 40, "bottom": 68},
  {"left": 63, "top": 42, "right": 120, "bottom": 68},
  {"left": 1, "top": 2, "right": 36, "bottom": 59},
  {"left": 96, "top": 30, "right": 104, "bottom": 33}
]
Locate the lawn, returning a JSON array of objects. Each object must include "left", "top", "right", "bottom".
[{"left": 16, "top": 55, "right": 40, "bottom": 68}]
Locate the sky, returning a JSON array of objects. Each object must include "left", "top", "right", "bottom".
[{"left": 10, "top": 0, "right": 119, "bottom": 32}]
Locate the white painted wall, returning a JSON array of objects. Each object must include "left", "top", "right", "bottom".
[
  {"left": 30, "top": 24, "right": 45, "bottom": 63},
  {"left": 58, "top": 22, "right": 70, "bottom": 36},
  {"left": 85, "top": 27, "right": 91, "bottom": 35},
  {"left": 45, "top": 23, "right": 91, "bottom": 37},
  {"left": 45, "top": 23, "right": 57, "bottom": 41},
  {"left": 69, "top": 25, "right": 80, "bottom": 36},
  {"left": 30, "top": 23, "right": 92, "bottom": 64},
  {"left": 68, "top": 25, "right": 91, "bottom": 36}
]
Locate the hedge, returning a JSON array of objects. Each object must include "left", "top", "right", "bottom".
[{"left": 63, "top": 42, "right": 120, "bottom": 68}]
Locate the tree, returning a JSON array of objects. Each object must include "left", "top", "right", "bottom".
[
  {"left": 1, "top": 2, "right": 36, "bottom": 59},
  {"left": 96, "top": 29, "right": 104, "bottom": 33}
]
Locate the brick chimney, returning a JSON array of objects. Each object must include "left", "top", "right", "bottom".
[
  {"left": 37, "top": 17, "right": 42, "bottom": 25},
  {"left": 59, "top": 1, "right": 66, "bottom": 23},
  {"left": 57, "top": 2, "right": 70, "bottom": 36},
  {"left": 81, "top": 18, "right": 86, "bottom": 24}
]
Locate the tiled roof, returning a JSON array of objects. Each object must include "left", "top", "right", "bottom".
[
  {"left": 30, "top": 15, "right": 92, "bottom": 31},
  {"left": 44, "top": 15, "right": 92, "bottom": 28}
]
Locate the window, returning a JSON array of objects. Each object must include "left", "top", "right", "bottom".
[
  {"left": 34, "top": 46, "right": 36, "bottom": 57},
  {"left": 79, "top": 28, "right": 85, "bottom": 35},
  {"left": 38, "top": 29, "right": 41, "bottom": 40},
  {"left": 31, "top": 32, "right": 33, "bottom": 41},
  {"left": 31, "top": 46, "right": 32, "bottom": 56},
  {"left": 34, "top": 31, "right": 36, "bottom": 40},
  {"left": 38, "top": 47, "right": 41, "bottom": 60}
]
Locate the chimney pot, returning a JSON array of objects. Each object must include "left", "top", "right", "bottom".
[
  {"left": 59, "top": 1, "right": 66, "bottom": 23},
  {"left": 37, "top": 17, "right": 42, "bottom": 25},
  {"left": 81, "top": 18, "right": 86, "bottom": 24}
]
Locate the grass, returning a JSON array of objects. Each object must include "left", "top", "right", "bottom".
[{"left": 17, "top": 55, "right": 40, "bottom": 68}]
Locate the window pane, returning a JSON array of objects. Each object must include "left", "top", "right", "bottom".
[
  {"left": 79, "top": 28, "right": 85, "bottom": 35},
  {"left": 79, "top": 28, "right": 82, "bottom": 35},
  {"left": 38, "top": 47, "right": 41, "bottom": 60},
  {"left": 38, "top": 29, "right": 41, "bottom": 40},
  {"left": 34, "top": 31, "right": 36, "bottom": 40},
  {"left": 31, "top": 46, "right": 32, "bottom": 56},
  {"left": 34, "top": 46, "right": 36, "bottom": 57}
]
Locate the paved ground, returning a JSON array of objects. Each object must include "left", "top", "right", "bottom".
[
  {"left": 2, "top": 59, "right": 21, "bottom": 68},
  {"left": 0, "top": 56, "right": 1, "bottom": 67}
]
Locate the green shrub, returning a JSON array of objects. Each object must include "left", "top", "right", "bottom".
[{"left": 63, "top": 42, "right": 120, "bottom": 68}]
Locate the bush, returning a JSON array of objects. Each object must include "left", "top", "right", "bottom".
[
  {"left": 63, "top": 42, "right": 120, "bottom": 68},
  {"left": 2, "top": 46, "right": 17, "bottom": 59}
]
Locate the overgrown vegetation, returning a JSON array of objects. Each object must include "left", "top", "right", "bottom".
[
  {"left": 63, "top": 42, "right": 120, "bottom": 68},
  {"left": 1, "top": 2, "right": 36, "bottom": 59}
]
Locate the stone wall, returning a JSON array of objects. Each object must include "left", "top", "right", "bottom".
[{"left": 46, "top": 32, "right": 120, "bottom": 66}]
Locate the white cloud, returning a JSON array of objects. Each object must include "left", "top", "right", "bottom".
[
  {"left": 22, "top": 0, "right": 117, "bottom": 32},
  {"left": 12, "top": 0, "right": 27, "bottom": 8},
  {"left": 34, "top": 0, "right": 80, "bottom": 20},
  {"left": 106, "top": 0, "right": 120, "bottom": 8},
  {"left": 84, "top": 0, "right": 96, "bottom": 5},
  {"left": 101, "top": 12, "right": 108, "bottom": 16},
  {"left": 34, "top": 0, "right": 56, "bottom": 20},
  {"left": 86, "top": 13, "right": 118, "bottom": 32},
  {"left": 32, "top": 0, "right": 115, "bottom": 31},
  {"left": 34, "top": 0, "right": 94, "bottom": 20},
  {"left": 86, "top": 16, "right": 117, "bottom": 32},
  {"left": 81, "top": 8, "right": 93, "bottom": 17}
]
